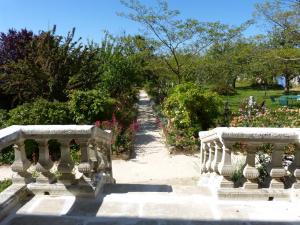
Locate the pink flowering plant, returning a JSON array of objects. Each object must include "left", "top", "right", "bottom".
[{"left": 95, "top": 113, "right": 139, "bottom": 155}]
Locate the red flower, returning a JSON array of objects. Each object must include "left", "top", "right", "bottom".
[{"left": 95, "top": 120, "right": 101, "bottom": 127}]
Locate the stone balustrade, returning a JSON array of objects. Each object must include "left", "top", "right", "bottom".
[
  {"left": 199, "top": 127, "right": 300, "bottom": 199},
  {"left": 0, "top": 125, "right": 114, "bottom": 197}
]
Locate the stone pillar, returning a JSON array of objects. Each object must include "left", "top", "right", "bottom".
[
  {"left": 57, "top": 140, "right": 75, "bottom": 185},
  {"left": 292, "top": 145, "right": 300, "bottom": 189},
  {"left": 35, "top": 139, "right": 56, "bottom": 183},
  {"left": 211, "top": 140, "right": 222, "bottom": 174},
  {"left": 11, "top": 139, "right": 32, "bottom": 184},
  {"left": 270, "top": 143, "right": 285, "bottom": 189},
  {"left": 218, "top": 143, "right": 234, "bottom": 188},
  {"left": 243, "top": 144, "right": 259, "bottom": 189},
  {"left": 205, "top": 142, "right": 214, "bottom": 173}
]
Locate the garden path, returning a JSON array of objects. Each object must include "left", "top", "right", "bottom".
[{"left": 112, "top": 90, "right": 201, "bottom": 185}]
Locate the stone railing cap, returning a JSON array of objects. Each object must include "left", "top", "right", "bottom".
[
  {"left": 0, "top": 125, "right": 112, "bottom": 150},
  {"left": 0, "top": 125, "right": 22, "bottom": 149},
  {"left": 199, "top": 127, "right": 300, "bottom": 142}
]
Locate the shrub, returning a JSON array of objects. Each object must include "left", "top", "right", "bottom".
[
  {"left": 69, "top": 89, "right": 116, "bottom": 124},
  {"left": 0, "top": 109, "right": 8, "bottom": 128},
  {"left": 0, "top": 146, "right": 14, "bottom": 165},
  {"left": 211, "top": 84, "right": 237, "bottom": 96},
  {"left": 7, "top": 99, "right": 73, "bottom": 125},
  {"left": 163, "top": 82, "right": 223, "bottom": 133}
]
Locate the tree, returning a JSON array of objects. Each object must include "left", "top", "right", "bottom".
[
  {"left": 255, "top": 0, "right": 300, "bottom": 92},
  {"left": 196, "top": 41, "right": 256, "bottom": 89},
  {"left": 119, "top": 0, "right": 251, "bottom": 83},
  {"left": 255, "top": 0, "right": 300, "bottom": 47},
  {"left": 0, "top": 27, "right": 87, "bottom": 107},
  {"left": 0, "top": 29, "right": 34, "bottom": 66}
]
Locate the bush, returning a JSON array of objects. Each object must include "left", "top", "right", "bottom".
[
  {"left": 0, "top": 146, "right": 14, "bottom": 165},
  {"left": 211, "top": 84, "right": 237, "bottom": 96},
  {"left": 69, "top": 89, "right": 116, "bottom": 124},
  {"left": 0, "top": 109, "right": 8, "bottom": 128},
  {"left": 7, "top": 99, "right": 73, "bottom": 125},
  {"left": 163, "top": 82, "right": 223, "bottom": 133}
]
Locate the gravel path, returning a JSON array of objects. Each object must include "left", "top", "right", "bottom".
[
  {"left": 112, "top": 90, "right": 201, "bottom": 185},
  {"left": 0, "top": 165, "right": 13, "bottom": 181}
]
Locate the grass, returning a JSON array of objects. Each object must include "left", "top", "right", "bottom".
[
  {"left": 0, "top": 179, "right": 12, "bottom": 193},
  {"left": 220, "top": 83, "right": 300, "bottom": 113}
]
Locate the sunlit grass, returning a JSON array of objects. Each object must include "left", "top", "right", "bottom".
[
  {"left": 0, "top": 179, "right": 12, "bottom": 193},
  {"left": 220, "top": 83, "right": 300, "bottom": 113}
]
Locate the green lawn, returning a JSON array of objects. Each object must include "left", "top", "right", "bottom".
[
  {"left": 0, "top": 179, "right": 12, "bottom": 193},
  {"left": 220, "top": 84, "right": 300, "bottom": 113}
]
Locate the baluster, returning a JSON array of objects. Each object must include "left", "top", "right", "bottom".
[
  {"left": 217, "top": 142, "right": 235, "bottom": 188},
  {"left": 243, "top": 144, "right": 259, "bottom": 189},
  {"left": 57, "top": 140, "right": 75, "bottom": 184},
  {"left": 11, "top": 139, "right": 32, "bottom": 184},
  {"left": 211, "top": 140, "right": 222, "bottom": 174},
  {"left": 35, "top": 139, "right": 56, "bottom": 183},
  {"left": 292, "top": 144, "right": 300, "bottom": 189},
  {"left": 95, "top": 142, "right": 108, "bottom": 172},
  {"left": 95, "top": 141, "right": 114, "bottom": 182},
  {"left": 269, "top": 143, "right": 285, "bottom": 189},
  {"left": 200, "top": 142, "right": 204, "bottom": 173},
  {"left": 205, "top": 142, "right": 214, "bottom": 172},
  {"left": 78, "top": 140, "right": 92, "bottom": 183},
  {"left": 201, "top": 143, "right": 208, "bottom": 173}
]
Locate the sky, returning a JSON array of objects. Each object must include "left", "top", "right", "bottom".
[{"left": 0, "top": 0, "right": 266, "bottom": 43}]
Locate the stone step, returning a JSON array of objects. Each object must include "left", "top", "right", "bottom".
[{"left": 2, "top": 183, "right": 300, "bottom": 225}]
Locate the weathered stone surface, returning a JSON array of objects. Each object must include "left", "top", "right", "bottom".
[{"left": 5, "top": 216, "right": 84, "bottom": 225}]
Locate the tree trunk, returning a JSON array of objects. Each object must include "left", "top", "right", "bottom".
[
  {"left": 232, "top": 77, "right": 237, "bottom": 89},
  {"left": 285, "top": 75, "right": 290, "bottom": 94}
]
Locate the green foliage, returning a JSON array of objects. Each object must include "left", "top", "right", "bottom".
[
  {"left": 120, "top": 0, "right": 251, "bottom": 83},
  {"left": 0, "top": 146, "right": 14, "bottom": 165},
  {"left": 163, "top": 82, "right": 222, "bottom": 132},
  {"left": 70, "top": 148, "right": 80, "bottom": 165},
  {"left": 0, "top": 27, "right": 86, "bottom": 107},
  {"left": 211, "top": 83, "right": 237, "bottom": 96},
  {"left": 7, "top": 98, "right": 73, "bottom": 125},
  {"left": 0, "top": 109, "right": 8, "bottom": 128},
  {"left": 69, "top": 89, "right": 116, "bottom": 124},
  {"left": 231, "top": 166, "right": 244, "bottom": 186},
  {"left": 0, "top": 179, "right": 12, "bottom": 193},
  {"left": 24, "top": 140, "right": 39, "bottom": 162}
]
